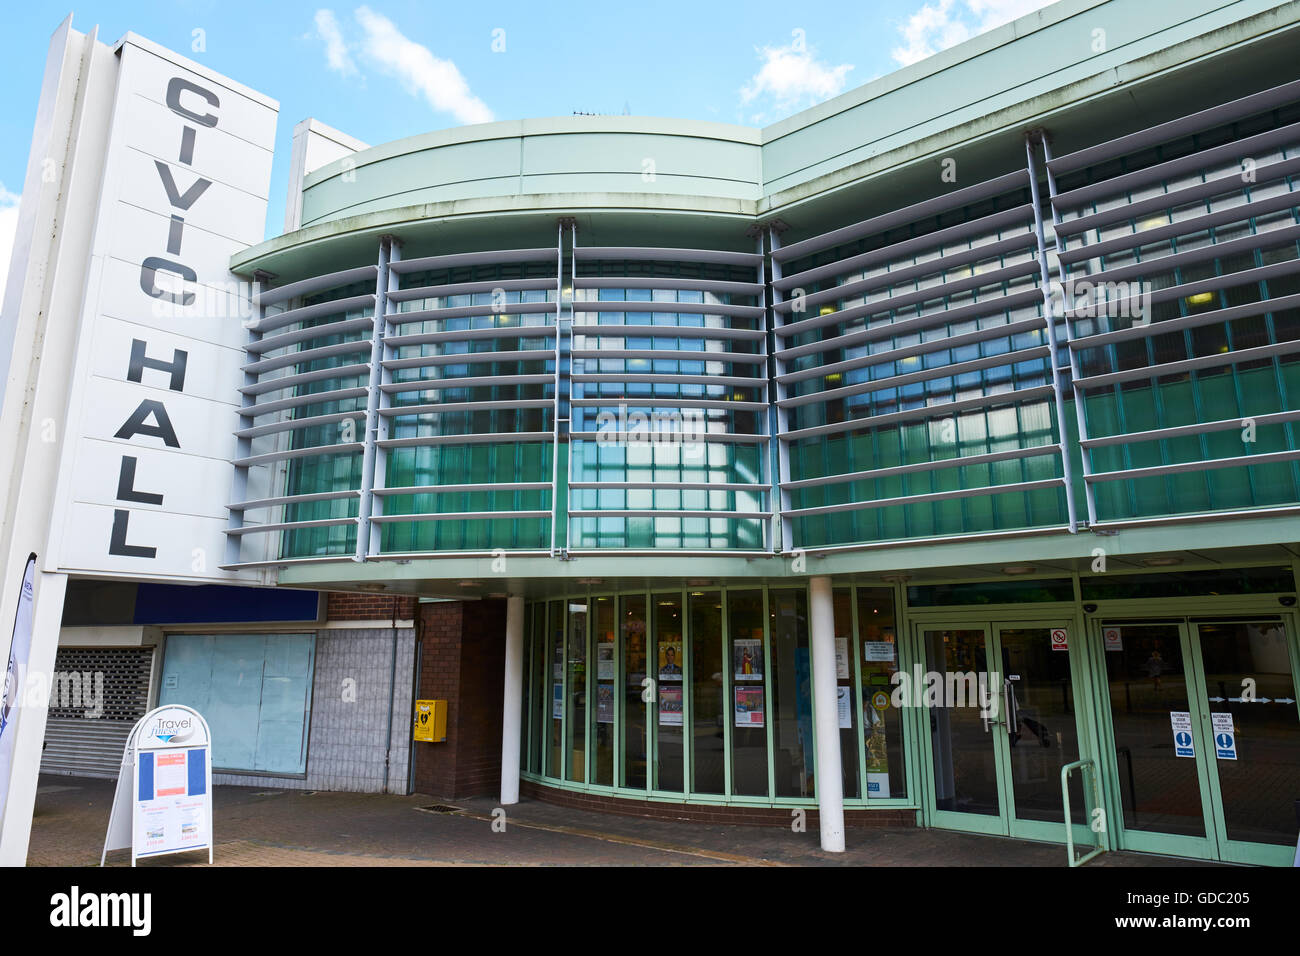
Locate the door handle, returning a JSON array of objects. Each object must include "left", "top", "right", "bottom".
[{"left": 1003, "top": 677, "right": 1018, "bottom": 736}]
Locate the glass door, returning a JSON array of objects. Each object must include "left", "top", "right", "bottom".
[
  {"left": 921, "top": 621, "right": 1088, "bottom": 842},
  {"left": 1099, "top": 620, "right": 1216, "bottom": 858},
  {"left": 922, "top": 626, "right": 1005, "bottom": 834},
  {"left": 1193, "top": 617, "right": 1299, "bottom": 866},
  {"left": 1100, "top": 615, "right": 1300, "bottom": 865},
  {"left": 995, "top": 623, "right": 1090, "bottom": 843}
]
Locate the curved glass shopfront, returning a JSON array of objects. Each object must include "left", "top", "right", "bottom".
[{"left": 519, "top": 583, "right": 910, "bottom": 806}]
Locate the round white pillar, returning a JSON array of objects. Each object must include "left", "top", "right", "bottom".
[
  {"left": 809, "top": 575, "right": 846, "bottom": 852},
  {"left": 499, "top": 593, "right": 525, "bottom": 805}
]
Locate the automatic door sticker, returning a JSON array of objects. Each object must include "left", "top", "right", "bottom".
[
  {"left": 1211, "top": 712, "right": 1237, "bottom": 760},
  {"left": 1170, "top": 711, "right": 1195, "bottom": 758}
]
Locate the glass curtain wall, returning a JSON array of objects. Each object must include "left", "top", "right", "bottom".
[{"left": 524, "top": 584, "right": 906, "bottom": 806}]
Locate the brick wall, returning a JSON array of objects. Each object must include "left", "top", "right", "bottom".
[
  {"left": 520, "top": 780, "right": 915, "bottom": 828},
  {"left": 326, "top": 591, "right": 417, "bottom": 622},
  {"left": 212, "top": 627, "right": 417, "bottom": 794},
  {"left": 411, "top": 598, "right": 508, "bottom": 799}
]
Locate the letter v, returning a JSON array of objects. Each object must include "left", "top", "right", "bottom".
[{"left": 155, "top": 161, "right": 211, "bottom": 210}]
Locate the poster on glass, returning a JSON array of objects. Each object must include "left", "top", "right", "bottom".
[
  {"left": 658, "top": 685, "right": 683, "bottom": 725},
  {"left": 733, "top": 637, "right": 763, "bottom": 681},
  {"left": 657, "top": 637, "right": 683, "bottom": 680},
  {"left": 596, "top": 683, "right": 615, "bottom": 724},
  {"left": 734, "top": 686, "right": 764, "bottom": 727},
  {"left": 864, "top": 689, "right": 891, "bottom": 798}
]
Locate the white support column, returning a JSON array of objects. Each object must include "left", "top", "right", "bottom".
[
  {"left": 809, "top": 575, "right": 845, "bottom": 852},
  {"left": 0, "top": 569, "right": 68, "bottom": 865},
  {"left": 500, "top": 593, "right": 525, "bottom": 805}
]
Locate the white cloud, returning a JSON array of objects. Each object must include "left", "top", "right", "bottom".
[
  {"left": 354, "top": 6, "right": 493, "bottom": 125},
  {"left": 310, "top": 8, "right": 493, "bottom": 125},
  {"left": 892, "top": 0, "right": 1057, "bottom": 67},
  {"left": 0, "top": 183, "right": 21, "bottom": 308},
  {"left": 740, "top": 41, "right": 854, "bottom": 120},
  {"left": 315, "top": 9, "right": 358, "bottom": 77}
]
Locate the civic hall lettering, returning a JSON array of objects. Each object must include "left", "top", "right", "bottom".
[{"left": 108, "top": 75, "right": 220, "bottom": 560}]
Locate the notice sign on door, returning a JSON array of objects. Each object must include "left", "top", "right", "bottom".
[
  {"left": 1170, "top": 711, "right": 1195, "bottom": 758},
  {"left": 1211, "top": 712, "right": 1237, "bottom": 760},
  {"left": 1103, "top": 627, "right": 1123, "bottom": 652},
  {"left": 1050, "top": 628, "right": 1069, "bottom": 652}
]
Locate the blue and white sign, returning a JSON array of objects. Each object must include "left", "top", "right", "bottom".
[
  {"left": 0, "top": 554, "right": 36, "bottom": 823},
  {"left": 1170, "top": 711, "right": 1195, "bottom": 758},
  {"left": 101, "top": 704, "right": 214, "bottom": 866},
  {"left": 1211, "top": 712, "right": 1237, "bottom": 761}
]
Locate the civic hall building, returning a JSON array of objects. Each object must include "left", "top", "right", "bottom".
[{"left": 1, "top": 0, "right": 1299, "bottom": 866}]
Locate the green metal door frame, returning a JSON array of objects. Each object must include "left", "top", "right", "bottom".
[
  {"left": 911, "top": 608, "right": 1096, "bottom": 846},
  {"left": 1086, "top": 597, "right": 1300, "bottom": 866}
]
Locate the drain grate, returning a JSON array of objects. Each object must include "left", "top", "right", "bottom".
[{"left": 417, "top": 804, "right": 463, "bottom": 815}]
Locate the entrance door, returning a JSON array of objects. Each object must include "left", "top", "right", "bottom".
[
  {"left": 920, "top": 622, "right": 1089, "bottom": 842},
  {"left": 1102, "top": 616, "right": 1300, "bottom": 865}
]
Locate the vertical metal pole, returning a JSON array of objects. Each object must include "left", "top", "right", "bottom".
[
  {"left": 356, "top": 237, "right": 392, "bottom": 561},
  {"left": 550, "top": 223, "right": 564, "bottom": 555},
  {"left": 369, "top": 238, "right": 401, "bottom": 556},
  {"left": 1025, "top": 135, "right": 1080, "bottom": 533},
  {"left": 501, "top": 593, "right": 526, "bottom": 805},
  {"left": 1039, "top": 134, "right": 1099, "bottom": 527},
  {"left": 809, "top": 575, "right": 845, "bottom": 851},
  {"left": 768, "top": 228, "right": 794, "bottom": 553}
]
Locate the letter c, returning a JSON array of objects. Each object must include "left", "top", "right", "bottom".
[{"left": 166, "top": 77, "right": 219, "bottom": 127}]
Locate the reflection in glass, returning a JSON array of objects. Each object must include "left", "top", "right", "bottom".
[
  {"left": 771, "top": 589, "right": 813, "bottom": 798},
  {"left": 591, "top": 597, "right": 615, "bottom": 786},
  {"left": 831, "top": 589, "right": 859, "bottom": 799},
  {"left": 652, "top": 594, "right": 684, "bottom": 792},
  {"left": 1104, "top": 624, "right": 1205, "bottom": 837},
  {"left": 926, "top": 628, "right": 997, "bottom": 815},
  {"left": 728, "top": 590, "right": 768, "bottom": 796},
  {"left": 548, "top": 601, "right": 563, "bottom": 778},
  {"left": 566, "top": 600, "right": 588, "bottom": 783},
  {"left": 690, "top": 592, "right": 725, "bottom": 795},
  {"left": 998, "top": 627, "right": 1081, "bottom": 824},
  {"left": 857, "top": 588, "right": 904, "bottom": 799},
  {"left": 620, "top": 594, "right": 647, "bottom": 789},
  {"left": 1197, "top": 620, "right": 1299, "bottom": 846}
]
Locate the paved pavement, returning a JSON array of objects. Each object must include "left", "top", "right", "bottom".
[{"left": 28, "top": 774, "right": 1218, "bottom": 867}]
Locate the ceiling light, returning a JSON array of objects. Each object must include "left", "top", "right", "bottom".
[{"left": 1002, "top": 565, "right": 1037, "bottom": 575}]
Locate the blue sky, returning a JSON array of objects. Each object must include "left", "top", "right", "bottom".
[{"left": 0, "top": 0, "right": 1055, "bottom": 294}]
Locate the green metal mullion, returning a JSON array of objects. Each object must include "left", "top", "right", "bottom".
[
  {"left": 643, "top": 588, "right": 651, "bottom": 797},
  {"left": 523, "top": 603, "right": 534, "bottom": 774},
  {"left": 612, "top": 595, "right": 622, "bottom": 790},
  {"left": 803, "top": 581, "right": 817, "bottom": 803},
  {"left": 850, "top": 585, "right": 868, "bottom": 803},
  {"left": 1181, "top": 620, "right": 1226, "bottom": 857},
  {"left": 584, "top": 590, "right": 593, "bottom": 786},
  {"left": 721, "top": 584, "right": 734, "bottom": 798},
  {"left": 681, "top": 587, "right": 693, "bottom": 799},
  {"left": 556, "top": 600, "right": 566, "bottom": 780},
  {"left": 898, "top": 578, "right": 925, "bottom": 821},
  {"left": 763, "top": 587, "right": 775, "bottom": 799}
]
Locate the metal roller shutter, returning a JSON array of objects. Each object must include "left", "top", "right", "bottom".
[{"left": 40, "top": 647, "right": 153, "bottom": 778}]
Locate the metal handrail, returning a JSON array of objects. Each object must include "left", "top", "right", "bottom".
[{"left": 1061, "top": 758, "right": 1105, "bottom": 867}]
